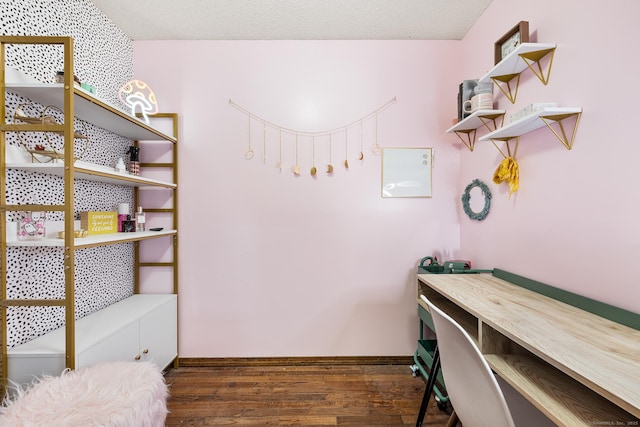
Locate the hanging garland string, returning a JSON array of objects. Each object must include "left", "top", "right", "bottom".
[
  {"left": 371, "top": 113, "right": 381, "bottom": 155},
  {"left": 293, "top": 133, "right": 300, "bottom": 175},
  {"left": 327, "top": 133, "right": 334, "bottom": 174},
  {"left": 229, "top": 97, "right": 396, "bottom": 138},
  {"left": 262, "top": 122, "right": 267, "bottom": 164},
  {"left": 278, "top": 129, "right": 283, "bottom": 170},
  {"left": 244, "top": 115, "right": 254, "bottom": 159},
  {"left": 358, "top": 120, "right": 364, "bottom": 160},
  {"left": 344, "top": 127, "right": 349, "bottom": 169},
  {"left": 310, "top": 136, "right": 317, "bottom": 176},
  {"left": 231, "top": 98, "right": 396, "bottom": 174},
  {"left": 461, "top": 179, "right": 492, "bottom": 221}
]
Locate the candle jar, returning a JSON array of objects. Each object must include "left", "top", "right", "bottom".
[{"left": 17, "top": 211, "right": 46, "bottom": 240}]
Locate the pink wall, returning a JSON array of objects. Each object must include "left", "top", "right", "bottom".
[
  {"left": 135, "top": 0, "right": 640, "bottom": 358},
  {"left": 134, "top": 41, "right": 463, "bottom": 357},
  {"left": 455, "top": 0, "right": 640, "bottom": 313}
]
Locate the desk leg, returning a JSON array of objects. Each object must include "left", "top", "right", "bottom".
[
  {"left": 445, "top": 410, "right": 459, "bottom": 427},
  {"left": 416, "top": 345, "right": 440, "bottom": 427}
]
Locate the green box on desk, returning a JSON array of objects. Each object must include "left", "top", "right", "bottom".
[{"left": 80, "top": 211, "right": 117, "bottom": 235}]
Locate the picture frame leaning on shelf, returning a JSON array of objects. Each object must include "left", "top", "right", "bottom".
[{"left": 494, "top": 21, "right": 529, "bottom": 64}]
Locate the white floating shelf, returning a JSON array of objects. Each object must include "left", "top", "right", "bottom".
[
  {"left": 446, "top": 110, "right": 506, "bottom": 133},
  {"left": 7, "top": 230, "right": 176, "bottom": 248},
  {"left": 479, "top": 107, "right": 582, "bottom": 141},
  {"left": 7, "top": 160, "right": 177, "bottom": 188},
  {"left": 479, "top": 43, "right": 557, "bottom": 84},
  {"left": 5, "top": 83, "right": 176, "bottom": 142}
]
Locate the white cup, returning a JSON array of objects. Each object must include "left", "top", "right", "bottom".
[{"left": 463, "top": 93, "right": 493, "bottom": 114}]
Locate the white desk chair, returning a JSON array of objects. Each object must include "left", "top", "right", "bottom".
[{"left": 420, "top": 295, "right": 515, "bottom": 427}]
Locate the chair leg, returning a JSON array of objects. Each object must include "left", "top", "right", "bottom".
[
  {"left": 445, "top": 409, "right": 459, "bottom": 427},
  {"left": 415, "top": 346, "right": 441, "bottom": 427}
]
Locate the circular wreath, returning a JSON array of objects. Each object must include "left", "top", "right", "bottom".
[{"left": 461, "top": 179, "right": 491, "bottom": 221}]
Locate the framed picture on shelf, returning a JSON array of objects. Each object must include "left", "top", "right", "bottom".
[{"left": 494, "top": 21, "right": 529, "bottom": 64}]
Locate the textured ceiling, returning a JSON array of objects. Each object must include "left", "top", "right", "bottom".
[{"left": 91, "top": 0, "right": 493, "bottom": 41}]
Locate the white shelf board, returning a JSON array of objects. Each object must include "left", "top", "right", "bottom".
[
  {"left": 7, "top": 229, "right": 176, "bottom": 248},
  {"left": 446, "top": 110, "right": 506, "bottom": 133},
  {"left": 8, "top": 294, "right": 176, "bottom": 355},
  {"left": 479, "top": 43, "right": 557, "bottom": 84},
  {"left": 479, "top": 107, "right": 582, "bottom": 141},
  {"left": 5, "top": 83, "right": 176, "bottom": 142},
  {"left": 7, "top": 160, "right": 177, "bottom": 188}
]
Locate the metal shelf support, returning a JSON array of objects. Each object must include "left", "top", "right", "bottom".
[
  {"left": 452, "top": 112, "right": 505, "bottom": 152},
  {"left": 540, "top": 111, "right": 582, "bottom": 150},
  {"left": 491, "top": 47, "right": 556, "bottom": 104}
]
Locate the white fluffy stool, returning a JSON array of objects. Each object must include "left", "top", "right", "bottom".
[{"left": 0, "top": 361, "right": 168, "bottom": 427}]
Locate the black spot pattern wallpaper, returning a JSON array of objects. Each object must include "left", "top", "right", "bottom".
[{"left": 1, "top": 0, "right": 137, "bottom": 347}]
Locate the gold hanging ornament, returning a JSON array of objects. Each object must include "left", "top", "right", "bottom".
[
  {"left": 310, "top": 136, "right": 317, "bottom": 176},
  {"left": 292, "top": 133, "right": 301, "bottom": 175},
  {"left": 344, "top": 128, "right": 349, "bottom": 169},
  {"left": 327, "top": 134, "right": 334, "bottom": 174}
]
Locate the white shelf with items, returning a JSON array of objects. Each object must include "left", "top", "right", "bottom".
[
  {"left": 479, "top": 42, "right": 557, "bottom": 104},
  {"left": 446, "top": 109, "right": 506, "bottom": 151},
  {"left": 0, "top": 35, "right": 179, "bottom": 392},
  {"left": 6, "top": 159, "right": 177, "bottom": 188},
  {"left": 479, "top": 106, "right": 582, "bottom": 152},
  {"left": 5, "top": 83, "right": 175, "bottom": 142},
  {"left": 6, "top": 230, "right": 177, "bottom": 248}
]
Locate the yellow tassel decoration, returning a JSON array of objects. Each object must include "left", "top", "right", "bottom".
[{"left": 493, "top": 157, "right": 519, "bottom": 196}]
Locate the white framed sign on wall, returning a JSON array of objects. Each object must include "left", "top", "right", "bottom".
[{"left": 381, "top": 147, "right": 432, "bottom": 198}]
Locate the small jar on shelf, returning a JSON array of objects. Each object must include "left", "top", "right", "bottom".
[{"left": 17, "top": 211, "right": 46, "bottom": 240}]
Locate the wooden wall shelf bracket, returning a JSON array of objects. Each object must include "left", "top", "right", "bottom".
[
  {"left": 539, "top": 111, "right": 582, "bottom": 150},
  {"left": 520, "top": 47, "right": 556, "bottom": 86},
  {"left": 491, "top": 73, "right": 520, "bottom": 104}
]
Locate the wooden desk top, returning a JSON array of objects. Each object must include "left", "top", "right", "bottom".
[{"left": 417, "top": 273, "right": 640, "bottom": 421}]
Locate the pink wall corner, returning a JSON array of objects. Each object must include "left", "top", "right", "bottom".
[
  {"left": 455, "top": 0, "right": 640, "bottom": 313},
  {"left": 134, "top": 40, "right": 464, "bottom": 357}
]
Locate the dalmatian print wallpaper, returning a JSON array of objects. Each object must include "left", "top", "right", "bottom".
[{"left": 1, "top": 0, "right": 139, "bottom": 347}]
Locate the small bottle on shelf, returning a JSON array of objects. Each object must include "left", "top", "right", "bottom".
[
  {"left": 122, "top": 215, "right": 135, "bottom": 232},
  {"left": 117, "top": 203, "right": 129, "bottom": 232},
  {"left": 127, "top": 146, "right": 140, "bottom": 176},
  {"left": 135, "top": 206, "right": 146, "bottom": 232},
  {"left": 115, "top": 157, "right": 126, "bottom": 173}
]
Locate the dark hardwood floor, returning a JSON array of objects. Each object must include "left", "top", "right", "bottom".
[{"left": 164, "top": 364, "right": 452, "bottom": 426}]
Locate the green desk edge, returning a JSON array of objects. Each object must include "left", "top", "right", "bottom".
[{"left": 493, "top": 269, "right": 640, "bottom": 331}]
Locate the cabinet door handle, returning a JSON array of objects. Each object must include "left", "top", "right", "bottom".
[
  {"left": 134, "top": 354, "right": 141, "bottom": 361},
  {"left": 143, "top": 348, "right": 149, "bottom": 354}
]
